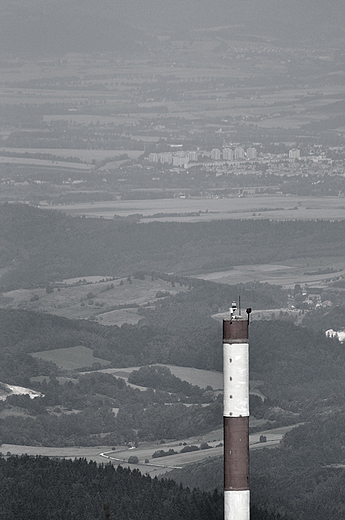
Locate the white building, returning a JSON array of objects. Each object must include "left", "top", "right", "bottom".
[
  {"left": 235, "top": 146, "right": 245, "bottom": 160},
  {"left": 172, "top": 156, "right": 188, "bottom": 167},
  {"left": 188, "top": 151, "right": 198, "bottom": 162},
  {"left": 289, "top": 148, "right": 300, "bottom": 160},
  {"left": 148, "top": 153, "right": 159, "bottom": 163},
  {"left": 247, "top": 147, "right": 257, "bottom": 159},
  {"left": 223, "top": 148, "right": 234, "bottom": 161},
  {"left": 326, "top": 329, "right": 345, "bottom": 342},
  {"left": 160, "top": 152, "right": 173, "bottom": 164},
  {"left": 211, "top": 148, "right": 221, "bottom": 160}
]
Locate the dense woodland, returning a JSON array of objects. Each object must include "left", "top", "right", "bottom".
[
  {"left": 0, "top": 456, "right": 221, "bottom": 520},
  {"left": 0, "top": 455, "right": 287, "bottom": 520},
  {"left": 1, "top": 204, "right": 345, "bottom": 290},
  {"left": 0, "top": 303, "right": 344, "bottom": 446},
  {"left": 301, "top": 304, "right": 345, "bottom": 330},
  {"left": 0, "top": 372, "right": 223, "bottom": 445}
]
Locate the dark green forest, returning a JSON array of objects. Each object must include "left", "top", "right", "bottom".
[
  {"left": 1, "top": 203, "right": 345, "bottom": 289},
  {"left": 0, "top": 455, "right": 286, "bottom": 520},
  {"left": 0, "top": 456, "right": 222, "bottom": 520},
  {"left": 251, "top": 416, "right": 345, "bottom": 520},
  {"left": 0, "top": 371, "right": 223, "bottom": 445},
  {"left": 0, "top": 304, "right": 344, "bottom": 446},
  {"left": 301, "top": 304, "right": 345, "bottom": 331},
  {"left": 0, "top": 300, "right": 343, "bottom": 405}
]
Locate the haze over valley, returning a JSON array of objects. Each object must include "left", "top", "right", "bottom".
[{"left": 1, "top": 2, "right": 345, "bottom": 519}]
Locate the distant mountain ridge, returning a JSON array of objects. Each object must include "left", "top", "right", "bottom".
[{"left": 0, "top": 0, "right": 344, "bottom": 54}]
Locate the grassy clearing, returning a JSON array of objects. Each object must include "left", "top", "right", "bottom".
[
  {"left": 159, "top": 365, "right": 223, "bottom": 390},
  {"left": 0, "top": 409, "right": 30, "bottom": 419},
  {"left": 31, "top": 346, "right": 110, "bottom": 370},
  {"left": 98, "top": 308, "right": 141, "bottom": 326}
]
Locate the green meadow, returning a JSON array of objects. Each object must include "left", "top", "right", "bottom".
[{"left": 31, "top": 345, "right": 111, "bottom": 370}]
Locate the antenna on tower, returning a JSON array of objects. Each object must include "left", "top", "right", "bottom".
[
  {"left": 239, "top": 295, "right": 241, "bottom": 316},
  {"left": 230, "top": 301, "right": 237, "bottom": 319}
]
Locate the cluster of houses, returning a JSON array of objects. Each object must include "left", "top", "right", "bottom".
[{"left": 147, "top": 146, "right": 258, "bottom": 167}]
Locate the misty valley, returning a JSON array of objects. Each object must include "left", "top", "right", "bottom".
[{"left": 1, "top": 1, "right": 345, "bottom": 518}]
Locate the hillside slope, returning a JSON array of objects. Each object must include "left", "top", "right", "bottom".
[
  {"left": 0, "top": 455, "right": 285, "bottom": 520},
  {"left": 1, "top": 204, "right": 345, "bottom": 290}
]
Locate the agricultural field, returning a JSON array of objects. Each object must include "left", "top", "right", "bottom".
[
  {"left": 1, "top": 53, "right": 344, "bottom": 127},
  {"left": 45, "top": 195, "right": 345, "bottom": 222},
  {"left": 0, "top": 148, "right": 143, "bottom": 173},
  {"left": 1, "top": 36, "right": 345, "bottom": 215},
  {"left": 0, "top": 275, "right": 187, "bottom": 325},
  {"left": 0, "top": 156, "right": 92, "bottom": 170},
  {"left": 0, "top": 423, "right": 295, "bottom": 478},
  {"left": 195, "top": 255, "right": 345, "bottom": 289}
]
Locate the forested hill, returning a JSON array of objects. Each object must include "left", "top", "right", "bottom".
[
  {"left": 0, "top": 275, "right": 287, "bottom": 382},
  {"left": 0, "top": 455, "right": 284, "bottom": 520},
  {"left": 0, "top": 456, "right": 221, "bottom": 520},
  {"left": 1, "top": 203, "right": 345, "bottom": 290},
  {"left": 1, "top": 305, "right": 344, "bottom": 407}
]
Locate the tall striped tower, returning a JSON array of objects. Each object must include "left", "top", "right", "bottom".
[{"left": 223, "top": 302, "right": 251, "bottom": 520}]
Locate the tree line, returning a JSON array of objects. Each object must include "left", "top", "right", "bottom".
[
  {"left": 0, "top": 455, "right": 287, "bottom": 520},
  {"left": 1, "top": 203, "right": 345, "bottom": 290}
]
